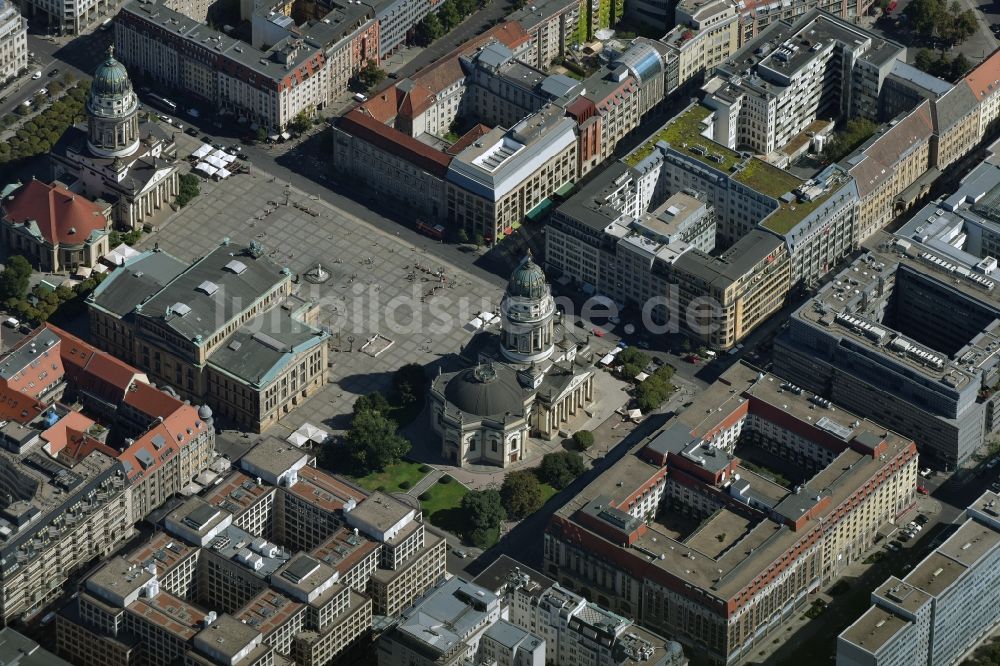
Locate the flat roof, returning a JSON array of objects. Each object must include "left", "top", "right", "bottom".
[
  {"left": 623, "top": 104, "right": 802, "bottom": 199},
  {"left": 286, "top": 466, "right": 364, "bottom": 512},
  {"left": 347, "top": 491, "right": 413, "bottom": 532},
  {"left": 937, "top": 518, "right": 1000, "bottom": 568},
  {"left": 903, "top": 551, "right": 967, "bottom": 597},
  {"left": 0, "top": 628, "right": 73, "bottom": 666},
  {"left": 239, "top": 437, "right": 310, "bottom": 480},
  {"left": 88, "top": 250, "right": 187, "bottom": 317},
  {"left": 472, "top": 554, "right": 554, "bottom": 596},
  {"left": 840, "top": 606, "right": 911, "bottom": 654},
  {"left": 137, "top": 242, "right": 289, "bottom": 345},
  {"left": 121, "top": 0, "right": 323, "bottom": 85},
  {"left": 554, "top": 361, "right": 915, "bottom": 600},
  {"left": 207, "top": 305, "right": 326, "bottom": 386}
]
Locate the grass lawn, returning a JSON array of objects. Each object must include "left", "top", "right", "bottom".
[
  {"left": 420, "top": 479, "right": 470, "bottom": 536},
  {"left": 539, "top": 481, "right": 558, "bottom": 505},
  {"left": 350, "top": 461, "right": 428, "bottom": 494}
]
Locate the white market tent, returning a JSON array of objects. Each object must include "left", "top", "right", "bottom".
[
  {"left": 205, "top": 155, "right": 226, "bottom": 169},
  {"left": 211, "top": 149, "right": 236, "bottom": 164},
  {"left": 627, "top": 409, "right": 642, "bottom": 421},
  {"left": 196, "top": 162, "right": 218, "bottom": 176},
  {"left": 599, "top": 353, "right": 615, "bottom": 366},
  {"left": 191, "top": 144, "right": 212, "bottom": 159},
  {"left": 287, "top": 422, "right": 329, "bottom": 447},
  {"left": 216, "top": 168, "right": 232, "bottom": 179},
  {"left": 635, "top": 372, "right": 649, "bottom": 382},
  {"left": 103, "top": 243, "right": 140, "bottom": 267},
  {"left": 73, "top": 265, "right": 92, "bottom": 280},
  {"left": 465, "top": 317, "right": 484, "bottom": 332},
  {"left": 91, "top": 263, "right": 109, "bottom": 274}
]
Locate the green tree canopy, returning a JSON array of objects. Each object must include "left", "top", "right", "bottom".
[
  {"left": 345, "top": 409, "right": 410, "bottom": 472},
  {"left": 358, "top": 60, "right": 387, "bottom": 90},
  {"left": 572, "top": 430, "right": 595, "bottom": 450},
  {"left": 500, "top": 470, "right": 543, "bottom": 518},
  {"left": 636, "top": 365, "right": 674, "bottom": 412},
  {"left": 413, "top": 12, "right": 444, "bottom": 46},
  {"left": 354, "top": 391, "right": 391, "bottom": 415},
  {"left": 461, "top": 489, "right": 506, "bottom": 547},
  {"left": 617, "top": 347, "right": 651, "bottom": 380},
  {"left": 823, "top": 118, "right": 879, "bottom": 162},
  {"left": 0, "top": 256, "right": 33, "bottom": 301},
  {"left": 393, "top": 363, "right": 426, "bottom": 405},
  {"left": 539, "top": 451, "right": 585, "bottom": 489},
  {"left": 439, "top": 0, "right": 462, "bottom": 29}
]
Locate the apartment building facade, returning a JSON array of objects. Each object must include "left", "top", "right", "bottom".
[
  {"left": 703, "top": 11, "right": 904, "bottom": 159},
  {"left": 57, "top": 435, "right": 447, "bottom": 666},
  {"left": 116, "top": 0, "right": 339, "bottom": 132},
  {"left": 838, "top": 491, "right": 1000, "bottom": 666},
  {"left": 88, "top": 242, "right": 328, "bottom": 433},
  {"left": 0, "top": 0, "right": 26, "bottom": 86},
  {"left": 474, "top": 555, "right": 689, "bottom": 666},
  {"left": 509, "top": 0, "right": 581, "bottom": 70},
  {"left": 332, "top": 27, "right": 669, "bottom": 245},
  {"left": 662, "top": 0, "right": 739, "bottom": 90},
  {"left": 0, "top": 324, "right": 216, "bottom": 624},
  {"left": 774, "top": 243, "right": 1000, "bottom": 469},
  {"left": 544, "top": 362, "right": 917, "bottom": 664}
]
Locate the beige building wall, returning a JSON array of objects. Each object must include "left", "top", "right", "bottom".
[{"left": 370, "top": 533, "right": 446, "bottom": 617}]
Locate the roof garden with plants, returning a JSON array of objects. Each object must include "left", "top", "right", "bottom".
[{"left": 624, "top": 104, "right": 802, "bottom": 200}]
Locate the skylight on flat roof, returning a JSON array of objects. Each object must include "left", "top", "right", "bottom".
[
  {"left": 224, "top": 260, "right": 248, "bottom": 274},
  {"left": 172, "top": 302, "right": 192, "bottom": 316},
  {"left": 197, "top": 280, "right": 219, "bottom": 296}
]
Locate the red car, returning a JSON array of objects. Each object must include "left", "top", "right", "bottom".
[
  {"left": 686, "top": 354, "right": 701, "bottom": 364},
  {"left": 917, "top": 485, "right": 929, "bottom": 495},
  {"left": 592, "top": 328, "right": 606, "bottom": 337}
]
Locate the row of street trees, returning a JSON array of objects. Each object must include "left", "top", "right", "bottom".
[
  {"left": 413, "top": 0, "right": 484, "bottom": 46},
  {"left": 904, "top": 0, "right": 977, "bottom": 47}
]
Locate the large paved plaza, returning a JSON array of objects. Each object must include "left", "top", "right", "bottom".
[{"left": 137, "top": 145, "right": 529, "bottom": 446}]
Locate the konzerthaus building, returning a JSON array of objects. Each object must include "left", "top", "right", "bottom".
[
  {"left": 87, "top": 239, "right": 329, "bottom": 432},
  {"left": 544, "top": 361, "right": 917, "bottom": 664}
]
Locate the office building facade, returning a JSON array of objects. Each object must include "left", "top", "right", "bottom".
[{"left": 544, "top": 362, "right": 917, "bottom": 664}]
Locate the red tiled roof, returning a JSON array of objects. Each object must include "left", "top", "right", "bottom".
[
  {"left": 338, "top": 110, "right": 453, "bottom": 177},
  {"left": 48, "top": 325, "right": 142, "bottom": 403},
  {"left": 41, "top": 410, "right": 97, "bottom": 456},
  {"left": 447, "top": 124, "right": 491, "bottom": 155},
  {"left": 965, "top": 48, "right": 1000, "bottom": 102},
  {"left": 0, "top": 385, "right": 45, "bottom": 423},
  {"left": 2, "top": 180, "right": 107, "bottom": 245},
  {"left": 124, "top": 380, "right": 184, "bottom": 420},
  {"left": 399, "top": 85, "right": 435, "bottom": 118}
]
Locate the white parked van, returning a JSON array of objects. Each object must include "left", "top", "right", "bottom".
[{"left": 353, "top": 93, "right": 368, "bottom": 102}]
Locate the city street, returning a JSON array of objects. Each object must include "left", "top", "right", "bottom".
[{"left": 0, "top": 29, "right": 111, "bottom": 117}]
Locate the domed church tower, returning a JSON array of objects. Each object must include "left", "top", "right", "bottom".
[
  {"left": 500, "top": 252, "right": 556, "bottom": 364},
  {"left": 87, "top": 46, "right": 140, "bottom": 158}
]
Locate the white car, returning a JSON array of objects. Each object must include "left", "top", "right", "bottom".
[
  {"left": 37, "top": 88, "right": 47, "bottom": 96},
  {"left": 353, "top": 93, "right": 368, "bottom": 102},
  {"left": 31, "top": 71, "right": 41, "bottom": 80},
  {"left": 3, "top": 317, "right": 19, "bottom": 328},
  {"left": 920, "top": 467, "right": 933, "bottom": 478}
]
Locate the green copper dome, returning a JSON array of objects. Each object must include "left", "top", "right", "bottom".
[
  {"left": 507, "top": 252, "right": 547, "bottom": 299},
  {"left": 92, "top": 46, "right": 132, "bottom": 97}
]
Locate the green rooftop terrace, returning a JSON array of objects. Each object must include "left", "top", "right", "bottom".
[
  {"left": 624, "top": 104, "right": 802, "bottom": 200},
  {"left": 761, "top": 171, "right": 851, "bottom": 235}
]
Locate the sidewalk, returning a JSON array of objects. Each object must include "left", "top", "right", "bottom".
[{"left": 407, "top": 468, "right": 443, "bottom": 497}]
